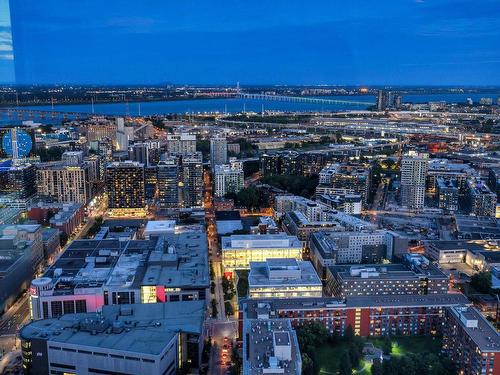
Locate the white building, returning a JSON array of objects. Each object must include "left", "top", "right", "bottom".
[
  {"left": 221, "top": 234, "right": 303, "bottom": 275},
  {"left": 115, "top": 117, "right": 134, "bottom": 151},
  {"left": 274, "top": 195, "right": 375, "bottom": 231},
  {"left": 210, "top": 135, "right": 228, "bottom": 168},
  {"left": 143, "top": 220, "right": 176, "bottom": 239},
  {"left": 166, "top": 133, "right": 196, "bottom": 154},
  {"left": 401, "top": 151, "right": 428, "bottom": 210},
  {"left": 248, "top": 258, "right": 322, "bottom": 299},
  {"left": 214, "top": 158, "right": 244, "bottom": 197}
]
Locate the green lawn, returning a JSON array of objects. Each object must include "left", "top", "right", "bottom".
[{"left": 368, "top": 336, "right": 442, "bottom": 357}]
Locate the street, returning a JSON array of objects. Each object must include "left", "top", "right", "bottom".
[{"left": 204, "top": 169, "right": 239, "bottom": 375}]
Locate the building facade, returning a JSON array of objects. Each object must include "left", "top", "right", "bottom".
[
  {"left": 221, "top": 234, "right": 303, "bottom": 276},
  {"left": 214, "top": 159, "right": 244, "bottom": 198},
  {"left": 106, "top": 161, "right": 146, "bottom": 216},
  {"left": 210, "top": 135, "right": 228, "bottom": 168},
  {"left": 37, "top": 163, "right": 92, "bottom": 204},
  {"left": 400, "top": 151, "right": 428, "bottom": 210}
]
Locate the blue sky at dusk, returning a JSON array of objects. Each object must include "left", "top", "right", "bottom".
[{"left": 4, "top": 0, "right": 500, "bottom": 85}]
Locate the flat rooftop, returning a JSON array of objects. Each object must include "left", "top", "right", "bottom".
[
  {"left": 221, "top": 234, "right": 302, "bottom": 250},
  {"left": 39, "top": 232, "right": 208, "bottom": 295},
  {"left": 243, "top": 319, "right": 301, "bottom": 375},
  {"left": 455, "top": 215, "right": 500, "bottom": 239},
  {"left": 449, "top": 305, "right": 500, "bottom": 352},
  {"left": 248, "top": 259, "right": 322, "bottom": 288},
  {"left": 144, "top": 220, "right": 176, "bottom": 233},
  {"left": 329, "top": 262, "right": 448, "bottom": 281},
  {"left": 141, "top": 232, "right": 209, "bottom": 288},
  {"left": 242, "top": 294, "right": 470, "bottom": 319},
  {"left": 426, "top": 240, "right": 500, "bottom": 252},
  {"left": 20, "top": 301, "right": 205, "bottom": 355}
]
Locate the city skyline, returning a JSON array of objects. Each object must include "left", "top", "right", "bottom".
[{"left": 2, "top": 0, "right": 500, "bottom": 85}]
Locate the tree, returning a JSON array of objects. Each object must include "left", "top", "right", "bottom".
[
  {"left": 196, "top": 139, "right": 210, "bottom": 156},
  {"left": 371, "top": 358, "right": 383, "bottom": 375},
  {"left": 210, "top": 299, "right": 218, "bottom": 318},
  {"left": 301, "top": 353, "right": 314, "bottom": 375},
  {"left": 470, "top": 271, "right": 492, "bottom": 294},
  {"left": 59, "top": 232, "right": 69, "bottom": 247},
  {"left": 348, "top": 342, "right": 361, "bottom": 368},
  {"left": 243, "top": 160, "right": 260, "bottom": 177},
  {"left": 345, "top": 325, "right": 355, "bottom": 342},
  {"left": 382, "top": 336, "right": 392, "bottom": 355},
  {"left": 338, "top": 350, "right": 352, "bottom": 375},
  {"left": 236, "top": 187, "right": 260, "bottom": 209},
  {"left": 225, "top": 301, "right": 234, "bottom": 316}
]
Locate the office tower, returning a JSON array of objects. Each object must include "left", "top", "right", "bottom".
[
  {"left": 210, "top": 135, "right": 228, "bottom": 168},
  {"left": 106, "top": 161, "right": 145, "bottom": 216},
  {"left": 214, "top": 158, "right": 244, "bottom": 197},
  {"left": 157, "top": 157, "right": 180, "bottom": 209},
  {"left": 166, "top": 133, "right": 196, "bottom": 154},
  {"left": 181, "top": 152, "right": 203, "bottom": 208},
  {"left": 0, "top": 163, "right": 37, "bottom": 199},
  {"left": 37, "top": 163, "right": 91, "bottom": 204},
  {"left": 84, "top": 122, "right": 117, "bottom": 143},
  {"left": 400, "top": 151, "right": 428, "bottom": 210}
]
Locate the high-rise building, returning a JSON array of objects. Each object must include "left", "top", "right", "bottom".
[
  {"left": 400, "top": 151, "right": 428, "bottom": 210},
  {"left": 157, "top": 157, "right": 180, "bottom": 209},
  {"left": 130, "top": 142, "right": 149, "bottom": 166},
  {"left": 0, "top": 162, "right": 37, "bottom": 199},
  {"left": 144, "top": 165, "right": 158, "bottom": 200},
  {"left": 37, "top": 163, "right": 92, "bottom": 204},
  {"left": 210, "top": 135, "right": 227, "bottom": 168},
  {"left": 166, "top": 133, "right": 196, "bottom": 154},
  {"left": 376, "top": 90, "right": 401, "bottom": 110},
  {"left": 115, "top": 117, "right": 134, "bottom": 151},
  {"left": 106, "top": 161, "right": 145, "bottom": 216},
  {"left": 214, "top": 158, "right": 244, "bottom": 197},
  {"left": 376, "top": 90, "right": 390, "bottom": 110},
  {"left": 181, "top": 152, "right": 203, "bottom": 208}
]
